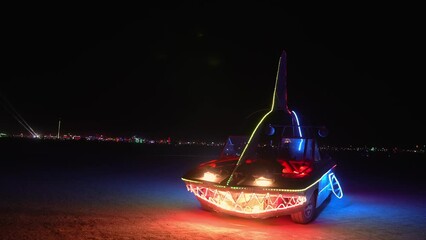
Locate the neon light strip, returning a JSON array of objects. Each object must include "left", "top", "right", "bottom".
[
  {"left": 291, "top": 111, "right": 302, "bottom": 137},
  {"left": 225, "top": 111, "right": 272, "bottom": 185},
  {"left": 256, "top": 166, "right": 335, "bottom": 192},
  {"left": 328, "top": 173, "right": 344, "bottom": 199},
  {"left": 226, "top": 59, "right": 285, "bottom": 185},
  {"left": 186, "top": 184, "right": 306, "bottom": 215},
  {"left": 298, "top": 139, "right": 304, "bottom": 151},
  {"left": 291, "top": 110, "right": 303, "bottom": 151},
  {"left": 181, "top": 178, "right": 202, "bottom": 184},
  {"left": 183, "top": 165, "right": 337, "bottom": 193},
  {"left": 318, "top": 183, "right": 331, "bottom": 195}
]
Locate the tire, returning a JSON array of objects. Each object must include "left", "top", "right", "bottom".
[{"left": 291, "top": 191, "right": 317, "bottom": 224}]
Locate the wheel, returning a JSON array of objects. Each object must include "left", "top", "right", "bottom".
[{"left": 291, "top": 192, "right": 317, "bottom": 224}]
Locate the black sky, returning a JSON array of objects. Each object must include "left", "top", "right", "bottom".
[{"left": 1, "top": 2, "right": 424, "bottom": 146}]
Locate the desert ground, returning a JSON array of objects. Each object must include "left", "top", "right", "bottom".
[{"left": 1, "top": 139, "right": 425, "bottom": 239}]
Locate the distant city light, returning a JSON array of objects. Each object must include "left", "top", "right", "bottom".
[{"left": 1, "top": 132, "right": 424, "bottom": 154}]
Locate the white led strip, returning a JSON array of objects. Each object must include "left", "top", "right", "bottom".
[{"left": 186, "top": 184, "right": 307, "bottom": 214}]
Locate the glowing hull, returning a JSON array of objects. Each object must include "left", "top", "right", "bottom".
[
  {"left": 182, "top": 164, "right": 337, "bottom": 219},
  {"left": 185, "top": 182, "right": 306, "bottom": 218}
]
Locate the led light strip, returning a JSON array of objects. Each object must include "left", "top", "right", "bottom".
[
  {"left": 225, "top": 110, "right": 273, "bottom": 185},
  {"left": 318, "top": 183, "right": 331, "bottom": 195},
  {"left": 226, "top": 59, "right": 284, "bottom": 185},
  {"left": 328, "top": 173, "right": 344, "bottom": 199},
  {"left": 291, "top": 110, "right": 302, "bottom": 137},
  {"left": 186, "top": 184, "right": 306, "bottom": 214},
  {"left": 183, "top": 165, "right": 337, "bottom": 193}
]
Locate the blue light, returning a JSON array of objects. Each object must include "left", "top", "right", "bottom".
[
  {"left": 328, "top": 173, "right": 344, "bottom": 199},
  {"left": 291, "top": 111, "right": 302, "bottom": 137},
  {"left": 298, "top": 139, "right": 304, "bottom": 151},
  {"left": 292, "top": 111, "right": 303, "bottom": 151}
]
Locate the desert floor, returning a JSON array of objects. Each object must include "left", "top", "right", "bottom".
[{"left": 1, "top": 140, "right": 425, "bottom": 239}]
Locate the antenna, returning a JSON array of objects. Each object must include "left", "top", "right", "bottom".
[{"left": 272, "top": 50, "right": 290, "bottom": 113}]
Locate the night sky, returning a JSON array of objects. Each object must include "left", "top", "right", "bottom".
[{"left": 1, "top": 3, "right": 424, "bottom": 146}]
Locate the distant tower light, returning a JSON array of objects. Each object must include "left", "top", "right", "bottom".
[{"left": 57, "top": 119, "right": 61, "bottom": 139}]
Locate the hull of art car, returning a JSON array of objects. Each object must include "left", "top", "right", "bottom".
[{"left": 182, "top": 50, "right": 343, "bottom": 224}]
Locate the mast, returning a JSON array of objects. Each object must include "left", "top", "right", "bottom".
[{"left": 272, "top": 50, "right": 291, "bottom": 114}]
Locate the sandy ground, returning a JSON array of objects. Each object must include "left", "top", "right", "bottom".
[
  {"left": 1, "top": 193, "right": 425, "bottom": 240},
  {"left": 0, "top": 141, "right": 425, "bottom": 239}
]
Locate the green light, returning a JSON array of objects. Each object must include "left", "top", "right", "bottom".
[
  {"left": 181, "top": 177, "right": 203, "bottom": 184},
  {"left": 226, "top": 57, "right": 283, "bottom": 185}
]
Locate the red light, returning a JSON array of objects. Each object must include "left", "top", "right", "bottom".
[
  {"left": 278, "top": 159, "right": 312, "bottom": 178},
  {"left": 279, "top": 160, "right": 293, "bottom": 173}
]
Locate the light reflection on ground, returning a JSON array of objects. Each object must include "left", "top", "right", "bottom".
[
  {"left": 1, "top": 146, "right": 425, "bottom": 239},
  {"left": 1, "top": 175, "right": 426, "bottom": 239},
  {"left": 161, "top": 192, "right": 426, "bottom": 239}
]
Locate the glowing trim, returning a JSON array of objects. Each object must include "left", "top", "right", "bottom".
[
  {"left": 181, "top": 178, "right": 202, "bottom": 184},
  {"left": 318, "top": 183, "right": 331, "bottom": 195},
  {"left": 291, "top": 111, "right": 303, "bottom": 151},
  {"left": 226, "top": 63, "right": 283, "bottom": 185},
  {"left": 291, "top": 111, "right": 302, "bottom": 137},
  {"left": 328, "top": 173, "right": 343, "bottom": 199},
  {"left": 186, "top": 184, "right": 306, "bottom": 215},
  {"left": 261, "top": 166, "right": 334, "bottom": 192},
  {"left": 298, "top": 139, "right": 304, "bottom": 151},
  {"left": 226, "top": 110, "right": 274, "bottom": 185},
  {"left": 226, "top": 109, "right": 273, "bottom": 185},
  {"left": 183, "top": 165, "right": 337, "bottom": 193}
]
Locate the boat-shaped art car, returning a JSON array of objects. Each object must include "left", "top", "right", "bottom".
[{"left": 182, "top": 50, "right": 343, "bottom": 224}]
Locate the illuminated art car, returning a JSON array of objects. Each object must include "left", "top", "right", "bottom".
[{"left": 182, "top": 50, "right": 343, "bottom": 224}]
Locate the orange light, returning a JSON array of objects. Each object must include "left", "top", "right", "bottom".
[
  {"left": 254, "top": 177, "right": 274, "bottom": 186},
  {"left": 201, "top": 172, "right": 217, "bottom": 182}
]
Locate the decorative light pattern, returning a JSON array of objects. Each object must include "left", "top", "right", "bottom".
[
  {"left": 291, "top": 111, "right": 304, "bottom": 151},
  {"left": 291, "top": 111, "right": 302, "bottom": 137},
  {"left": 186, "top": 184, "right": 306, "bottom": 214},
  {"left": 226, "top": 60, "right": 283, "bottom": 185},
  {"left": 328, "top": 173, "right": 343, "bottom": 199}
]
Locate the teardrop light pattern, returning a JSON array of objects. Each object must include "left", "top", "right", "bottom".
[{"left": 328, "top": 173, "right": 343, "bottom": 199}]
